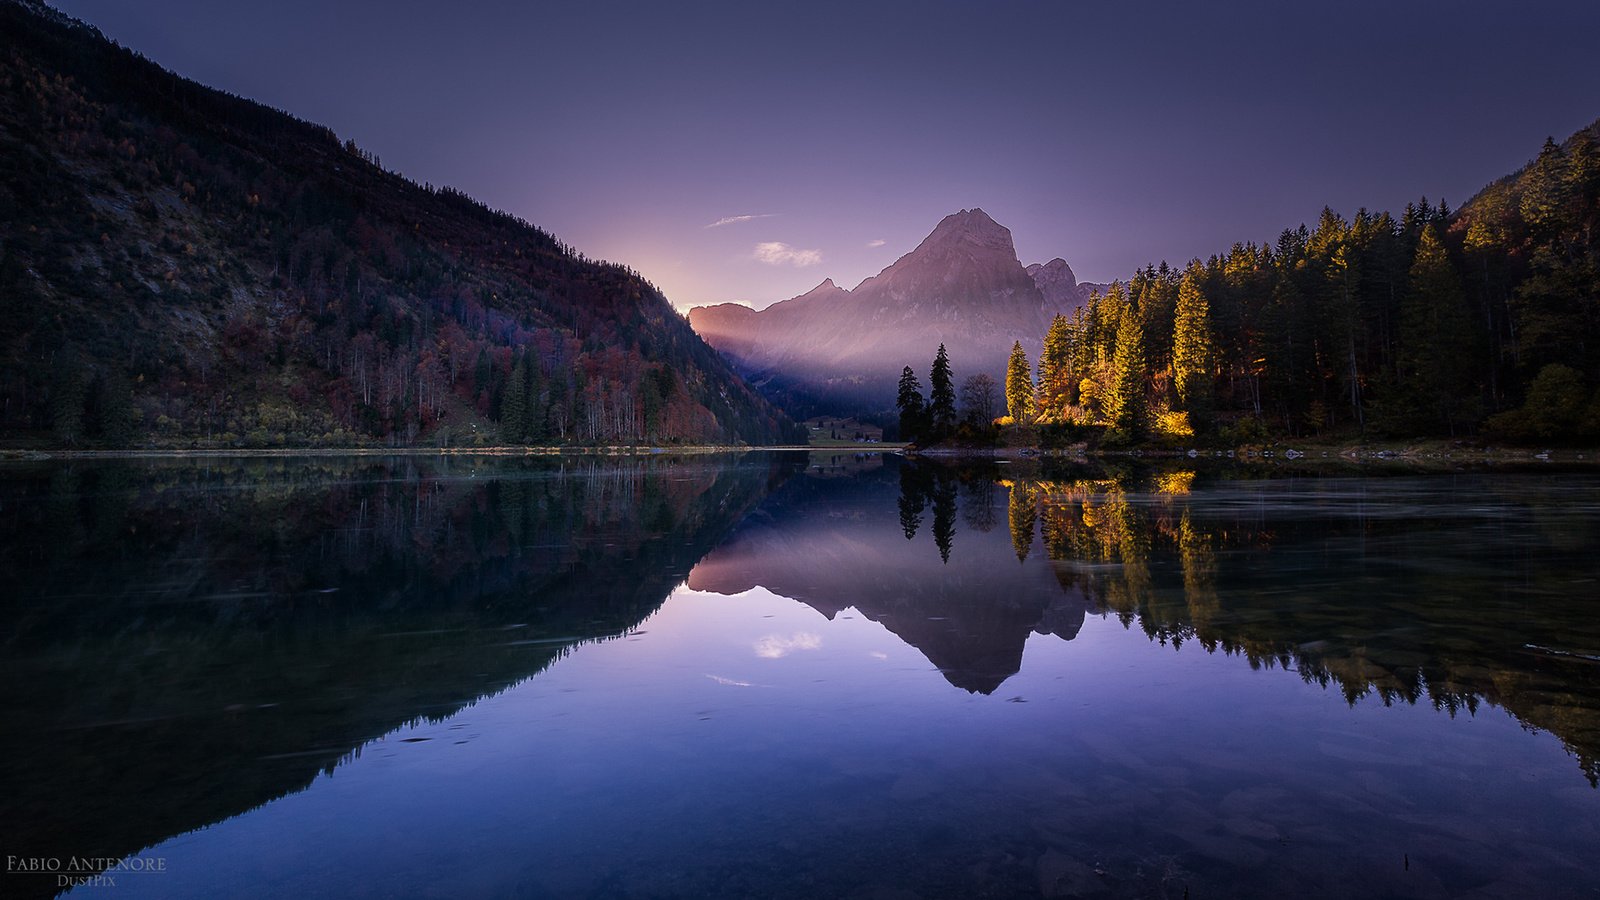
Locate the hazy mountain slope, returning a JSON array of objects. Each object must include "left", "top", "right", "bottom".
[
  {"left": 0, "top": 0, "right": 801, "bottom": 447},
  {"left": 689, "top": 209, "right": 1092, "bottom": 414}
]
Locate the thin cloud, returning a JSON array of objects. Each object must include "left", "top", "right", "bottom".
[
  {"left": 866, "top": 238, "right": 887, "bottom": 248},
  {"left": 754, "top": 242, "right": 822, "bottom": 268},
  {"left": 753, "top": 632, "right": 822, "bottom": 659},
  {"left": 706, "top": 213, "right": 777, "bottom": 229}
]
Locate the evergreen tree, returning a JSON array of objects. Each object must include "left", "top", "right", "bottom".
[
  {"left": 896, "top": 365, "right": 927, "bottom": 441},
  {"left": 1519, "top": 138, "right": 1570, "bottom": 235},
  {"left": 1038, "top": 314, "right": 1074, "bottom": 418},
  {"left": 928, "top": 344, "right": 957, "bottom": 438},
  {"left": 1097, "top": 282, "right": 1131, "bottom": 363},
  {"left": 1068, "top": 304, "right": 1097, "bottom": 408},
  {"left": 1005, "top": 341, "right": 1035, "bottom": 421},
  {"left": 1131, "top": 263, "right": 1179, "bottom": 373},
  {"left": 1105, "top": 297, "right": 1148, "bottom": 437},
  {"left": 1171, "top": 262, "right": 1214, "bottom": 419},
  {"left": 1398, "top": 225, "right": 1480, "bottom": 434}
]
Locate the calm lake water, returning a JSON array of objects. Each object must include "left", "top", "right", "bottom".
[{"left": 2, "top": 453, "right": 1599, "bottom": 898}]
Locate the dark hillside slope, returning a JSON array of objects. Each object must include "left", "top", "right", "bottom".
[{"left": 0, "top": 0, "right": 800, "bottom": 446}]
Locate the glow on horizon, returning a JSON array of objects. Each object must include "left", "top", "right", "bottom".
[{"left": 49, "top": 0, "right": 1600, "bottom": 313}]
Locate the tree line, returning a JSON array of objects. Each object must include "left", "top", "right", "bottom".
[{"left": 899, "top": 123, "right": 1600, "bottom": 445}]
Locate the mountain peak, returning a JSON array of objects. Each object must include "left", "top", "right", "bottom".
[
  {"left": 899, "top": 207, "right": 1019, "bottom": 267},
  {"left": 1026, "top": 258, "right": 1089, "bottom": 315},
  {"left": 929, "top": 207, "right": 1005, "bottom": 238}
]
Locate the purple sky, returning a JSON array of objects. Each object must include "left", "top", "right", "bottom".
[{"left": 51, "top": 0, "right": 1600, "bottom": 310}]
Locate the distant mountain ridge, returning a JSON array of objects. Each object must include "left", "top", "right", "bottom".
[{"left": 689, "top": 209, "right": 1101, "bottom": 415}]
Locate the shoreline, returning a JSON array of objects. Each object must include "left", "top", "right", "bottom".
[
  {"left": 1, "top": 442, "right": 1592, "bottom": 466},
  {"left": 907, "top": 443, "right": 1597, "bottom": 466},
  {"left": 0, "top": 444, "right": 888, "bottom": 461}
]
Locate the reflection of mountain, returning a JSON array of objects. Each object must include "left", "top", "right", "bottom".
[
  {"left": 697, "top": 461, "right": 1600, "bottom": 784},
  {"left": 689, "top": 460, "right": 1092, "bottom": 693},
  {"left": 0, "top": 454, "right": 797, "bottom": 897}
]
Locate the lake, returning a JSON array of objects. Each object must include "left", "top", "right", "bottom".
[{"left": 2, "top": 453, "right": 1598, "bottom": 898}]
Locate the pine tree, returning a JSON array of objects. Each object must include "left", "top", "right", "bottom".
[
  {"left": 1520, "top": 138, "right": 1570, "bottom": 236},
  {"left": 1068, "top": 304, "right": 1096, "bottom": 408},
  {"left": 928, "top": 344, "right": 957, "bottom": 438},
  {"left": 1105, "top": 297, "right": 1148, "bottom": 437},
  {"left": 1172, "top": 262, "right": 1214, "bottom": 418},
  {"left": 1005, "top": 341, "right": 1035, "bottom": 421},
  {"left": 1399, "top": 225, "right": 1480, "bottom": 434},
  {"left": 896, "top": 365, "right": 927, "bottom": 441},
  {"left": 1038, "top": 314, "right": 1074, "bottom": 419}
]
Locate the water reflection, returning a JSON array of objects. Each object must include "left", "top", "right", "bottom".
[
  {"left": 1016, "top": 465, "right": 1600, "bottom": 787},
  {"left": 689, "top": 461, "right": 1092, "bottom": 694},
  {"left": 0, "top": 453, "right": 797, "bottom": 896},
  {"left": 696, "top": 460, "right": 1600, "bottom": 784},
  {"left": 3, "top": 454, "right": 1599, "bottom": 898}
]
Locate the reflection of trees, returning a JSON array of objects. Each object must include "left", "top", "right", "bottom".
[
  {"left": 932, "top": 476, "right": 958, "bottom": 564},
  {"left": 1175, "top": 509, "right": 1219, "bottom": 634},
  {"left": 898, "top": 464, "right": 926, "bottom": 540},
  {"left": 899, "top": 463, "right": 961, "bottom": 562},
  {"left": 959, "top": 477, "right": 998, "bottom": 532},
  {"left": 0, "top": 454, "right": 792, "bottom": 892},
  {"left": 1006, "top": 480, "right": 1037, "bottom": 562},
  {"left": 1008, "top": 468, "right": 1600, "bottom": 787}
]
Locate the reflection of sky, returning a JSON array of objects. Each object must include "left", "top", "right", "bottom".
[{"left": 89, "top": 583, "right": 1600, "bottom": 898}]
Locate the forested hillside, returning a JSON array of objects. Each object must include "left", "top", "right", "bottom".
[
  {"left": 0, "top": 0, "right": 801, "bottom": 447},
  {"left": 899, "top": 120, "right": 1600, "bottom": 445}
]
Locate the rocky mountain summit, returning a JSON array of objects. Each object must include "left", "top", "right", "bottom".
[{"left": 689, "top": 209, "right": 1099, "bottom": 414}]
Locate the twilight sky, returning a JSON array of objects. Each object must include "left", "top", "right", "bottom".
[{"left": 51, "top": 0, "right": 1600, "bottom": 310}]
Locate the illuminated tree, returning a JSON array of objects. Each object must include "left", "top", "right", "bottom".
[
  {"left": 1171, "top": 262, "right": 1214, "bottom": 419},
  {"left": 1105, "top": 296, "right": 1147, "bottom": 437},
  {"left": 1005, "top": 341, "right": 1034, "bottom": 421},
  {"left": 1038, "top": 314, "right": 1074, "bottom": 418}
]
